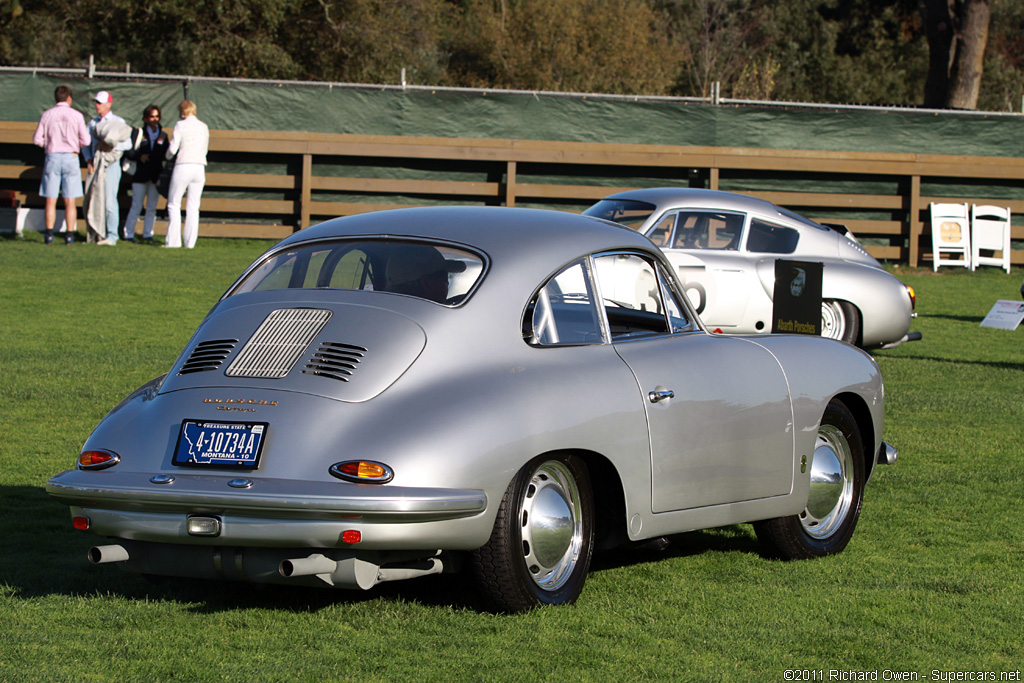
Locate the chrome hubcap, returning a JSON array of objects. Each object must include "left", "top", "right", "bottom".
[
  {"left": 520, "top": 461, "right": 583, "bottom": 591},
  {"left": 801, "top": 424, "right": 855, "bottom": 539},
  {"left": 820, "top": 300, "right": 846, "bottom": 340}
]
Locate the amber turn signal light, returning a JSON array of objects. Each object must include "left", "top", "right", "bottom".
[
  {"left": 329, "top": 460, "right": 394, "bottom": 484},
  {"left": 78, "top": 450, "right": 121, "bottom": 470}
]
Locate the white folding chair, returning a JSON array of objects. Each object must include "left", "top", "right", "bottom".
[
  {"left": 929, "top": 203, "right": 971, "bottom": 271},
  {"left": 970, "top": 204, "right": 1011, "bottom": 274}
]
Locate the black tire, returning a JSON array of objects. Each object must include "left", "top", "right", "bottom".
[
  {"left": 470, "top": 454, "right": 595, "bottom": 613},
  {"left": 754, "top": 399, "right": 865, "bottom": 560},
  {"left": 821, "top": 299, "right": 860, "bottom": 345}
]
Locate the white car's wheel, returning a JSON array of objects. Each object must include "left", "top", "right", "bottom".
[
  {"left": 754, "top": 399, "right": 865, "bottom": 559},
  {"left": 821, "top": 300, "right": 860, "bottom": 345},
  {"left": 471, "top": 454, "right": 594, "bottom": 613}
]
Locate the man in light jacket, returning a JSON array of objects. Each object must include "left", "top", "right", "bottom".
[{"left": 81, "top": 91, "right": 132, "bottom": 245}]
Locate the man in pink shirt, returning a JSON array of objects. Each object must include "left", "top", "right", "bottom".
[{"left": 33, "top": 85, "right": 91, "bottom": 245}]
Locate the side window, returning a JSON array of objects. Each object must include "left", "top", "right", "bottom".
[
  {"left": 647, "top": 214, "right": 675, "bottom": 247},
  {"left": 671, "top": 213, "right": 705, "bottom": 249},
  {"left": 526, "top": 260, "right": 604, "bottom": 346},
  {"left": 747, "top": 219, "right": 799, "bottom": 254},
  {"left": 658, "top": 263, "right": 693, "bottom": 333},
  {"left": 594, "top": 254, "right": 672, "bottom": 340},
  {"left": 671, "top": 211, "right": 743, "bottom": 250}
]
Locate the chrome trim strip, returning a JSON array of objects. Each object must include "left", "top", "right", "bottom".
[{"left": 46, "top": 472, "right": 487, "bottom": 521}]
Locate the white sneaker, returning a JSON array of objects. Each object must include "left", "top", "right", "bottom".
[{"left": 96, "top": 238, "right": 116, "bottom": 246}]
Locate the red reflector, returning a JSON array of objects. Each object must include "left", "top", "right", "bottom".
[
  {"left": 341, "top": 530, "right": 361, "bottom": 544},
  {"left": 73, "top": 516, "right": 90, "bottom": 531},
  {"left": 336, "top": 462, "right": 360, "bottom": 477}
]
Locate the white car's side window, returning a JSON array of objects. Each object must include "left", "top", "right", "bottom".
[
  {"left": 526, "top": 260, "right": 604, "bottom": 346},
  {"left": 647, "top": 214, "right": 675, "bottom": 247},
  {"left": 747, "top": 219, "right": 800, "bottom": 254},
  {"left": 669, "top": 211, "right": 744, "bottom": 251}
]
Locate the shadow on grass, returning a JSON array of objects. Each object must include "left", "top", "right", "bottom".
[
  {"left": 920, "top": 313, "right": 987, "bottom": 324},
  {"left": 876, "top": 354, "right": 1024, "bottom": 372},
  {"left": 2, "top": 484, "right": 477, "bottom": 613},
  {"left": 4, "top": 483, "right": 761, "bottom": 614},
  {"left": 592, "top": 525, "right": 761, "bottom": 574}
]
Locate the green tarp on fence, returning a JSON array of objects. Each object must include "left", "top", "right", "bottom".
[{"left": 3, "top": 71, "right": 1022, "bottom": 157}]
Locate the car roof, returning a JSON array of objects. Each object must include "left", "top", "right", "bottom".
[
  {"left": 275, "top": 206, "right": 656, "bottom": 264},
  {"left": 600, "top": 188, "right": 779, "bottom": 214},
  {"left": 599, "top": 187, "right": 828, "bottom": 230}
]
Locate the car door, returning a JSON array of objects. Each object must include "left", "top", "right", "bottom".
[{"left": 592, "top": 252, "right": 795, "bottom": 513}]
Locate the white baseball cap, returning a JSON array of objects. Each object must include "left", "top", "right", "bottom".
[{"left": 93, "top": 91, "right": 113, "bottom": 104}]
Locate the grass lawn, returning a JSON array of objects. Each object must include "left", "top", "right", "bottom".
[{"left": 1, "top": 232, "right": 1022, "bottom": 682}]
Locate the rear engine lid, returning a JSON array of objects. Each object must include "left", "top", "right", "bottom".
[{"left": 159, "top": 302, "right": 426, "bottom": 402}]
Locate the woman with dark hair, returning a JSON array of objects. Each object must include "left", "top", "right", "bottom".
[
  {"left": 121, "top": 104, "right": 169, "bottom": 242},
  {"left": 164, "top": 100, "right": 209, "bottom": 249}
]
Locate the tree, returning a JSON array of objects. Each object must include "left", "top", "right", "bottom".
[
  {"left": 658, "top": 0, "right": 770, "bottom": 98},
  {"left": 282, "top": 0, "right": 450, "bottom": 84},
  {"left": 979, "top": 0, "right": 1024, "bottom": 111},
  {"left": 446, "top": 0, "right": 680, "bottom": 95},
  {"left": 919, "top": 0, "right": 992, "bottom": 108},
  {"left": 764, "top": 0, "right": 927, "bottom": 106}
]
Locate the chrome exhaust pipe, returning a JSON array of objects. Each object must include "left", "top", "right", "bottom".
[
  {"left": 279, "top": 554, "right": 381, "bottom": 589},
  {"left": 88, "top": 544, "right": 130, "bottom": 564},
  {"left": 880, "top": 331, "right": 922, "bottom": 349},
  {"left": 279, "top": 553, "right": 338, "bottom": 578},
  {"left": 877, "top": 442, "right": 898, "bottom": 466}
]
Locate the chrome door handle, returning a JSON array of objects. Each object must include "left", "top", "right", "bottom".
[{"left": 648, "top": 389, "right": 675, "bottom": 403}]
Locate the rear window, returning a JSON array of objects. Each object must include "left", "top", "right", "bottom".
[
  {"left": 229, "top": 239, "right": 485, "bottom": 305},
  {"left": 582, "top": 199, "right": 656, "bottom": 231}
]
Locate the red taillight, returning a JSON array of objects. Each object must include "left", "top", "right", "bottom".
[
  {"left": 78, "top": 450, "right": 120, "bottom": 470},
  {"left": 73, "top": 516, "right": 90, "bottom": 530},
  {"left": 341, "top": 530, "right": 362, "bottom": 544}
]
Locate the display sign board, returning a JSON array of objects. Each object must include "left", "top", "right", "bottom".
[
  {"left": 773, "top": 260, "right": 823, "bottom": 336},
  {"left": 980, "top": 300, "right": 1024, "bottom": 330}
]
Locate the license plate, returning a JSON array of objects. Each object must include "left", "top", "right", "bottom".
[{"left": 172, "top": 420, "right": 268, "bottom": 468}]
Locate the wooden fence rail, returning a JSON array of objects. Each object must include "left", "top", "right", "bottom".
[{"left": 2, "top": 121, "right": 1021, "bottom": 266}]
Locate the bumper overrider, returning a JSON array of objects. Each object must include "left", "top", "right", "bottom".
[{"left": 46, "top": 470, "right": 489, "bottom": 590}]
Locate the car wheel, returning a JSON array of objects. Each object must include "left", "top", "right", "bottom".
[
  {"left": 754, "top": 399, "right": 865, "bottom": 560},
  {"left": 820, "top": 300, "right": 860, "bottom": 344},
  {"left": 471, "top": 454, "right": 594, "bottom": 613}
]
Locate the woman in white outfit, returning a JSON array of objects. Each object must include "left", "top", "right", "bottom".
[{"left": 164, "top": 100, "right": 209, "bottom": 249}]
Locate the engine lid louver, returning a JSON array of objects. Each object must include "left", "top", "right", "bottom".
[
  {"left": 226, "top": 308, "right": 332, "bottom": 379},
  {"left": 303, "top": 342, "right": 367, "bottom": 382},
  {"left": 178, "top": 339, "right": 238, "bottom": 375}
]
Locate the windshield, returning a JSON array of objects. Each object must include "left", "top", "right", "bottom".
[
  {"left": 229, "top": 239, "right": 485, "bottom": 305},
  {"left": 582, "top": 199, "right": 656, "bottom": 231}
]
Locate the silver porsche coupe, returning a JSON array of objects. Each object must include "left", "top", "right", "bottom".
[
  {"left": 47, "top": 206, "right": 895, "bottom": 613},
  {"left": 583, "top": 188, "right": 918, "bottom": 348}
]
